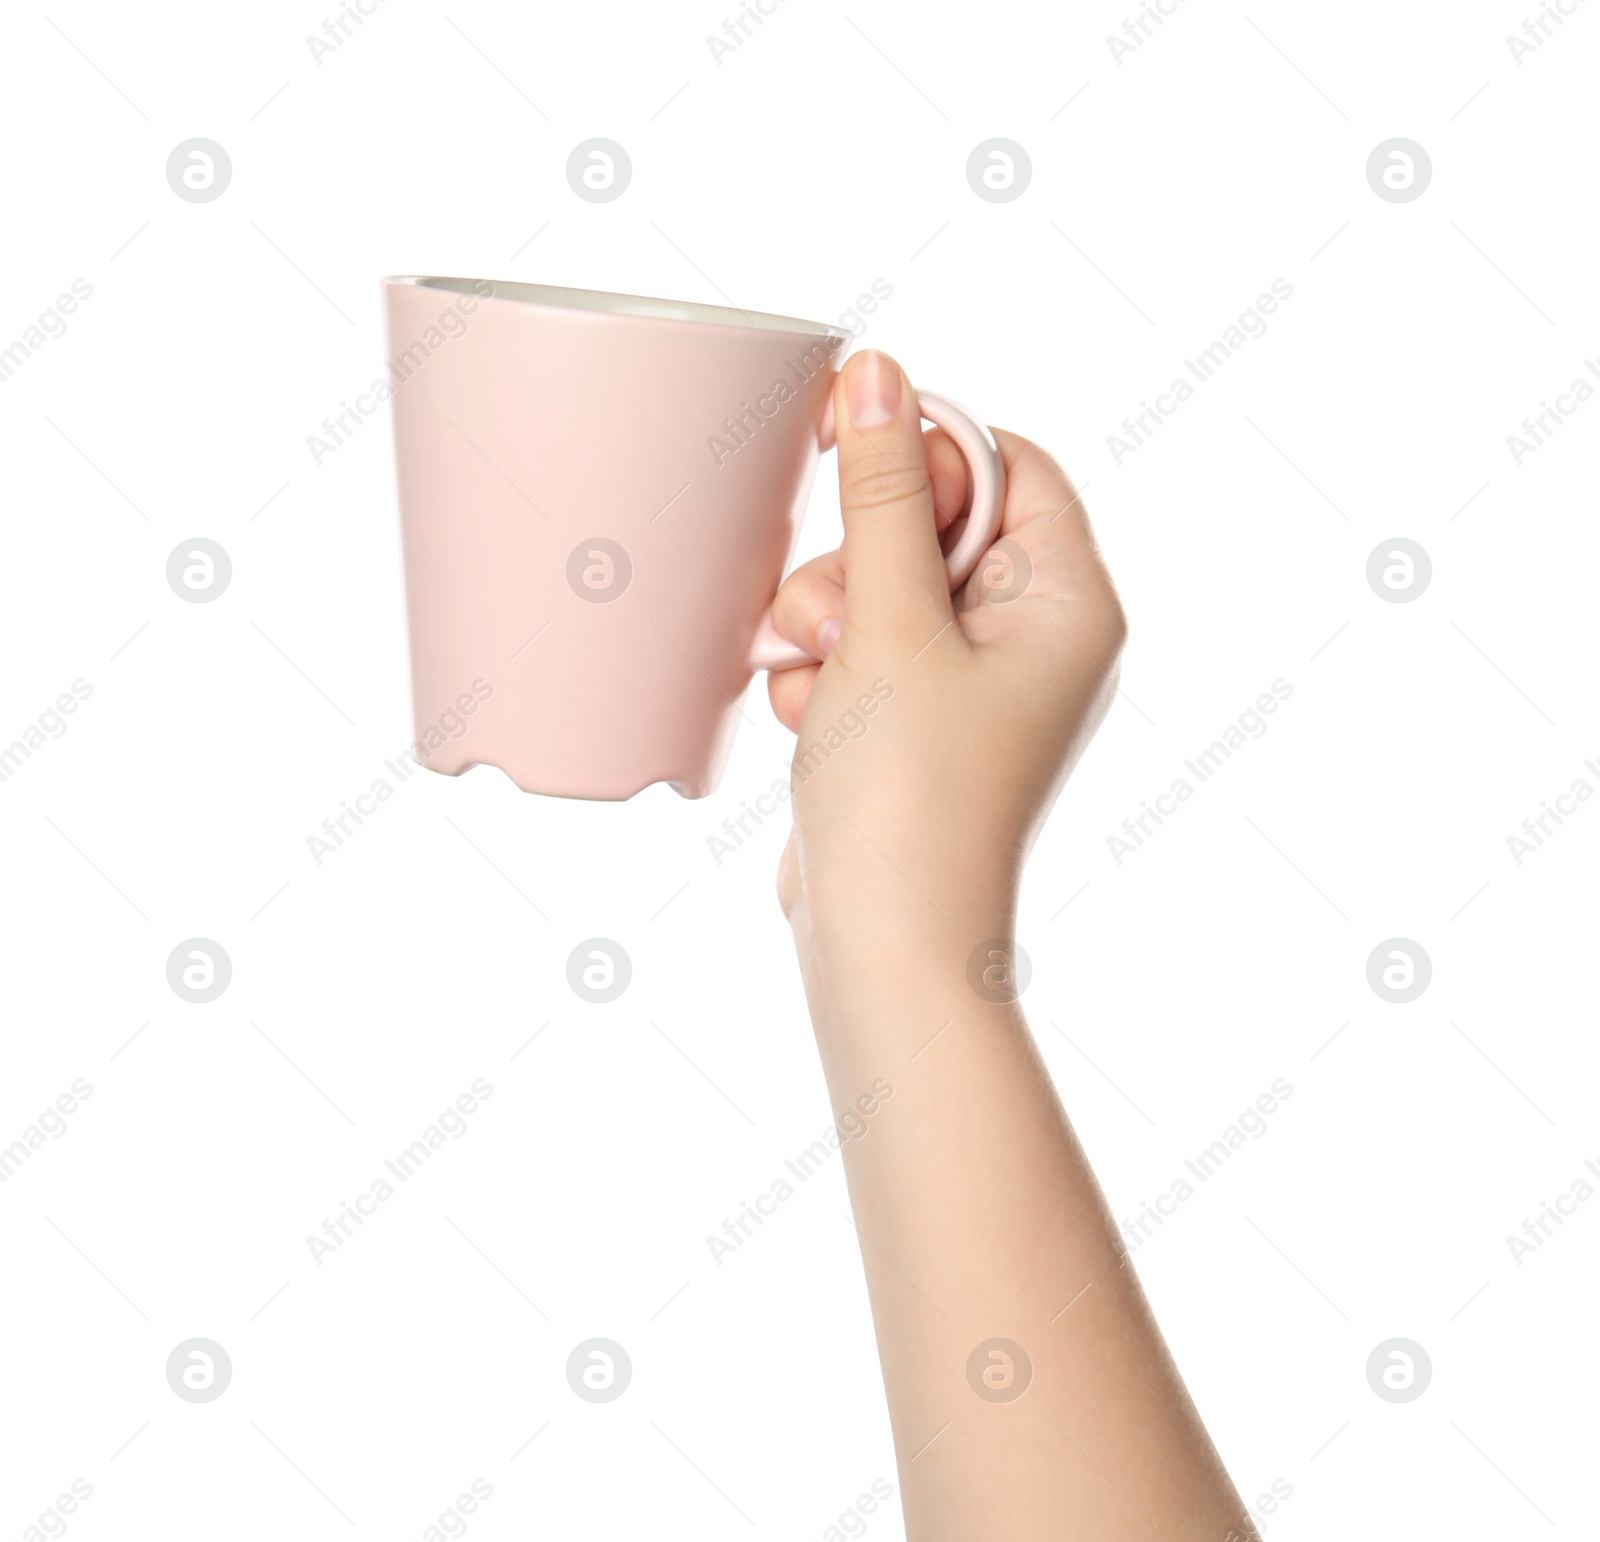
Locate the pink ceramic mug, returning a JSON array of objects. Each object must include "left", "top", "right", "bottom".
[{"left": 384, "top": 276, "right": 1006, "bottom": 800}]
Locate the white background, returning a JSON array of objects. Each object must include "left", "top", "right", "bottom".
[{"left": 2, "top": 1, "right": 1597, "bottom": 1537}]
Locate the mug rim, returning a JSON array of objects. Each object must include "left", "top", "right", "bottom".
[{"left": 385, "top": 275, "right": 850, "bottom": 342}]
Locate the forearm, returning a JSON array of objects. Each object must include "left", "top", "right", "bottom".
[
  {"left": 769, "top": 353, "right": 1240, "bottom": 1536},
  {"left": 791, "top": 887, "right": 1253, "bottom": 1541}
]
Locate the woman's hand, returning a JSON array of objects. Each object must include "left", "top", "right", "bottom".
[
  {"left": 765, "top": 353, "right": 1251, "bottom": 1541},
  {"left": 767, "top": 349, "right": 1127, "bottom": 929}
]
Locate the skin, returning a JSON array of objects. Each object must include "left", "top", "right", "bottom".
[{"left": 765, "top": 350, "right": 1256, "bottom": 1540}]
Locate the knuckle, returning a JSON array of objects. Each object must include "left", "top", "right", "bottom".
[
  {"left": 769, "top": 584, "right": 811, "bottom": 637},
  {"left": 842, "top": 456, "right": 930, "bottom": 515},
  {"left": 772, "top": 566, "right": 839, "bottom": 629}
]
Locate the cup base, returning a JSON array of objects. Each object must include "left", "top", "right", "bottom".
[{"left": 421, "top": 757, "right": 716, "bottom": 802}]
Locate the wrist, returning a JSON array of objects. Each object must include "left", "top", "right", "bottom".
[
  {"left": 790, "top": 865, "right": 1022, "bottom": 986},
  {"left": 786, "top": 882, "right": 1032, "bottom": 1085},
  {"left": 799, "top": 860, "right": 1017, "bottom": 935}
]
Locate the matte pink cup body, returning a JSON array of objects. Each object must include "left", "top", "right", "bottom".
[{"left": 384, "top": 277, "right": 1003, "bottom": 801}]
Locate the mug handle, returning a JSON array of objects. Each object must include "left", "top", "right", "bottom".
[{"left": 747, "top": 389, "right": 1008, "bottom": 671}]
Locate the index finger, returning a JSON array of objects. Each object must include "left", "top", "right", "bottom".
[{"left": 991, "top": 428, "right": 1092, "bottom": 541}]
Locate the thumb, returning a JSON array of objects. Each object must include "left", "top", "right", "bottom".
[{"left": 833, "top": 350, "right": 953, "bottom": 646}]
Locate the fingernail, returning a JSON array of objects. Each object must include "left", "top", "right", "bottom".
[
  {"left": 816, "top": 617, "right": 842, "bottom": 656},
  {"left": 848, "top": 350, "right": 901, "bottom": 428}
]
